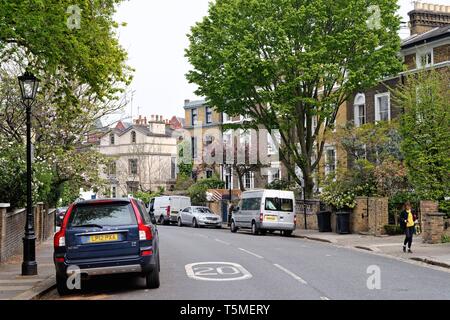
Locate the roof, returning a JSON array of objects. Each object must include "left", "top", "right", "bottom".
[
  {"left": 183, "top": 99, "right": 207, "bottom": 109},
  {"left": 402, "top": 26, "right": 450, "bottom": 49},
  {"left": 105, "top": 123, "right": 174, "bottom": 138}
]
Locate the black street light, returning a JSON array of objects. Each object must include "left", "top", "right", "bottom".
[{"left": 18, "top": 71, "right": 39, "bottom": 276}]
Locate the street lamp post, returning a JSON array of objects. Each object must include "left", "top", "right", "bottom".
[{"left": 18, "top": 71, "right": 39, "bottom": 276}]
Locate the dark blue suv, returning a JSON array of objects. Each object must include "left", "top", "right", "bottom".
[{"left": 53, "top": 198, "right": 160, "bottom": 295}]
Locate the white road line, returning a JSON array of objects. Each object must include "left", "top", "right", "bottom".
[
  {"left": 273, "top": 264, "right": 308, "bottom": 285},
  {"left": 238, "top": 248, "right": 264, "bottom": 259},
  {"left": 215, "top": 238, "right": 230, "bottom": 245},
  {"left": 194, "top": 233, "right": 208, "bottom": 238},
  {"left": 320, "top": 296, "right": 330, "bottom": 300}
]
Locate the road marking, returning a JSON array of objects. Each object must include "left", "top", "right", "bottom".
[
  {"left": 0, "top": 279, "right": 45, "bottom": 284},
  {"left": 185, "top": 262, "right": 252, "bottom": 281},
  {"left": 320, "top": 296, "right": 330, "bottom": 300},
  {"left": 238, "top": 248, "right": 264, "bottom": 259},
  {"left": 273, "top": 264, "right": 308, "bottom": 285},
  {"left": 215, "top": 238, "right": 230, "bottom": 245},
  {"left": 194, "top": 233, "right": 208, "bottom": 238}
]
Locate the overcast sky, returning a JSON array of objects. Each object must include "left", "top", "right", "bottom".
[{"left": 113, "top": 0, "right": 449, "bottom": 121}]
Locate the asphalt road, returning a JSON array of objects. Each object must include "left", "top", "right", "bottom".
[{"left": 41, "top": 225, "right": 450, "bottom": 300}]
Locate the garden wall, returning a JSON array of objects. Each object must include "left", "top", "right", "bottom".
[{"left": 0, "top": 203, "right": 55, "bottom": 263}]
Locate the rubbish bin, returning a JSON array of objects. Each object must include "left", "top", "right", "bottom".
[
  {"left": 316, "top": 211, "right": 332, "bottom": 232},
  {"left": 335, "top": 211, "right": 351, "bottom": 234}
]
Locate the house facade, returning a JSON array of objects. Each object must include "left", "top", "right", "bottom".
[{"left": 98, "top": 115, "right": 178, "bottom": 197}]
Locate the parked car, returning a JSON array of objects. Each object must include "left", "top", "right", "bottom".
[
  {"left": 178, "top": 206, "right": 222, "bottom": 228},
  {"left": 148, "top": 196, "right": 191, "bottom": 225},
  {"left": 53, "top": 197, "right": 160, "bottom": 296},
  {"left": 55, "top": 207, "right": 68, "bottom": 227},
  {"left": 230, "top": 189, "right": 296, "bottom": 236}
]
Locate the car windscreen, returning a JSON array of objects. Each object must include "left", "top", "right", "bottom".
[
  {"left": 193, "top": 207, "right": 212, "bottom": 214},
  {"left": 264, "top": 198, "right": 294, "bottom": 212},
  {"left": 68, "top": 203, "right": 137, "bottom": 227}
]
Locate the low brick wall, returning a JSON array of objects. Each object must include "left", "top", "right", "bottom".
[
  {"left": 421, "top": 201, "right": 446, "bottom": 244},
  {"left": 0, "top": 203, "right": 55, "bottom": 263}
]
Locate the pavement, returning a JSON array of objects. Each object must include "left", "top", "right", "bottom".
[
  {"left": 0, "top": 240, "right": 55, "bottom": 300},
  {"left": 292, "top": 229, "right": 450, "bottom": 268},
  {"left": 39, "top": 225, "right": 450, "bottom": 300}
]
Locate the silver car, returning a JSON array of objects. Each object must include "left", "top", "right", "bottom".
[{"left": 178, "top": 206, "right": 222, "bottom": 228}]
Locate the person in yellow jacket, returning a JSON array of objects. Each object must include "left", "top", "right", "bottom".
[{"left": 400, "top": 202, "right": 417, "bottom": 253}]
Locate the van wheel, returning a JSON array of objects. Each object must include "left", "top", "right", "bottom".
[
  {"left": 230, "top": 220, "right": 238, "bottom": 233},
  {"left": 283, "top": 230, "right": 293, "bottom": 237},
  {"left": 177, "top": 218, "right": 182, "bottom": 227},
  {"left": 158, "top": 215, "right": 164, "bottom": 225},
  {"left": 56, "top": 274, "right": 70, "bottom": 296},
  {"left": 145, "top": 253, "right": 160, "bottom": 289},
  {"left": 251, "top": 221, "right": 260, "bottom": 235},
  {"left": 260, "top": 230, "right": 267, "bottom": 236},
  {"left": 193, "top": 218, "right": 199, "bottom": 228}
]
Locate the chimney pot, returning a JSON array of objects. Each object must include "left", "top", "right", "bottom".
[{"left": 184, "top": 99, "right": 190, "bottom": 106}]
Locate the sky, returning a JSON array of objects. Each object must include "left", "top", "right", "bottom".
[{"left": 112, "top": 0, "right": 450, "bottom": 121}]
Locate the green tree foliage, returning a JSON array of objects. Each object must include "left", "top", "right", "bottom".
[
  {"left": 0, "top": 0, "right": 132, "bottom": 100},
  {"left": 186, "top": 0, "right": 402, "bottom": 197},
  {"left": 188, "top": 176, "right": 225, "bottom": 205},
  {"left": 393, "top": 70, "right": 450, "bottom": 201}
]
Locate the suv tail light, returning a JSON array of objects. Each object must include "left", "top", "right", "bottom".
[
  {"left": 54, "top": 204, "right": 74, "bottom": 249},
  {"left": 259, "top": 213, "right": 263, "bottom": 222},
  {"left": 166, "top": 205, "right": 171, "bottom": 217},
  {"left": 139, "top": 224, "right": 153, "bottom": 241},
  {"left": 131, "top": 199, "right": 153, "bottom": 241}
]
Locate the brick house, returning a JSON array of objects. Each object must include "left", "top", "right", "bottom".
[{"left": 344, "top": 2, "right": 450, "bottom": 169}]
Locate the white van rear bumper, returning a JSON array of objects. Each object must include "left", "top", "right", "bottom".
[{"left": 259, "top": 221, "right": 295, "bottom": 231}]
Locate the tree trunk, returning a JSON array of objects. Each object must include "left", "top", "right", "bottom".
[{"left": 304, "top": 172, "right": 314, "bottom": 199}]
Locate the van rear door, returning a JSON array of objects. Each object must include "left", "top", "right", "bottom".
[{"left": 263, "top": 196, "right": 294, "bottom": 224}]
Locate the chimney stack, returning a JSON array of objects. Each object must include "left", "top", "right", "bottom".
[
  {"left": 184, "top": 99, "right": 190, "bottom": 106},
  {"left": 408, "top": 1, "right": 450, "bottom": 35}
]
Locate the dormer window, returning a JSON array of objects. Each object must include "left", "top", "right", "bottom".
[
  {"left": 416, "top": 49, "right": 433, "bottom": 68},
  {"left": 131, "top": 131, "right": 136, "bottom": 143},
  {"left": 110, "top": 133, "right": 115, "bottom": 145}
]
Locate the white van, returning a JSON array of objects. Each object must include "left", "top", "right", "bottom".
[
  {"left": 148, "top": 196, "right": 191, "bottom": 225},
  {"left": 231, "top": 189, "right": 296, "bottom": 236}
]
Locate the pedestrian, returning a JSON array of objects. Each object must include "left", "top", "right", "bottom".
[
  {"left": 228, "top": 203, "right": 234, "bottom": 227},
  {"left": 400, "top": 202, "right": 417, "bottom": 253}
]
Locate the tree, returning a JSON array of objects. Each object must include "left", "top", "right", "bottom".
[
  {"left": 186, "top": 0, "right": 402, "bottom": 197},
  {"left": 187, "top": 176, "right": 225, "bottom": 206},
  {"left": 393, "top": 69, "right": 450, "bottom": 201},
  {"left": 0, "top": 0, "right": 132, "bottom": 101}
]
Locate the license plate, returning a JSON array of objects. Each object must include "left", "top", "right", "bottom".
[
  {"left": 264, "top": 215, "right": 277, "bottom": 221},
  {"left": 89, "top": 233, "right": 119, "bottom": 243}
]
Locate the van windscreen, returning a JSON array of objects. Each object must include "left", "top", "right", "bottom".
[{"left": 265, "top": 198, "right": 293, "bottom": 212}]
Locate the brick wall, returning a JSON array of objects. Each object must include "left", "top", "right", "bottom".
[
  {"left": 434, "top": 44, "right": 450, "bottom": 64},
  {"left": 421, "top": 201, "right": 445, "bottom": 244},
  {"left": 0, "top": 203, "right": 55, "bottom": 263},
  {"left": 295, "top": 200, "right": 321, "bottom": 230}
]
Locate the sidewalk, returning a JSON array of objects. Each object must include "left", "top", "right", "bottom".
[
  {"left": 0, "top": 240, "right": 56, "bottom": 300},
  {"left": 293, "top": 229, "right": 450, "bottom": 269}
]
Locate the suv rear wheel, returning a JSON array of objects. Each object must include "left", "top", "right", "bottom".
[
  {"left": 145, "top": 252, "right": 160, "bottom": 289},
  {"left": 56, "top": 274, "right": 70, "bottom": 296}
]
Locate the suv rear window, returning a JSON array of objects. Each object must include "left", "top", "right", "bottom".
[
  {"left": 68, "top": 202, "right": 137, "bottom": 227},
  {"left": 265, "top": 198, "right": 294, "bottom": 212}
]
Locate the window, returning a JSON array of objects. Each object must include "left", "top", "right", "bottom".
[
  {"left": 110, "top": 133, "right": 115, "bottom": 145},
  {"left": 108, "top": 161, "right": 117, "bottom": 176},
  {"left": 264, "top": 198, "right": 293, "bottom": 212},
  {"left": 126, "top": 181, "right": 139, "bottom": 194},
  {"left": 416, "top": 50, "right": 433, "bottom": 68},
  {"left": 191, "top": 108, "right": 198, "bottom": 126},
  {"left": 68, "top": 202, "right": 137, "bottom": 227},
  {"left": 241, "top": 198, "right": 261, "bottom": 211},
  {"left": 224, "top": 166, "right": 233, "bottom": 189},
  {"left": 244, "top": 171, "right": 254, "bottom": 189},
  {"left": 129, "top": 159, "right": 138, "bottom": 175},
  {"left": 170, "top": 157, "right": 176, "bottom": 180},
  {"left": 353, "top": 94, "right": 366, "bottom": 127},
  {"left": 205, "top": 135, "right": 214, "bottom": 145},
  {"left": 191, "top": 137, "right": 198, "bottom": 159},
  {"left": 206, "top": 107, "right": 212, "bottom": 124},
  {"left": 375, "top": 92, "right": 390, "bottom": 122},
  {"left": 131, "top": 131, "right": 136, "bottom": 143},
  {"left": 206, "top": 169, "right": 213, "bottom": 179},
  {"left": 325, "top": 147, "right": 336, "bottom": 176}
]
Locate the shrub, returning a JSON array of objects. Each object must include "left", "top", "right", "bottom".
[
  {"left": 384, "top": 224, "right": 404, "bottom": 235},
  {"left": 442, "top": 235, "right": 450, "bottom": 244},
  {"left": 187, "top": 176, "right": 225, "bottom": 206}
]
